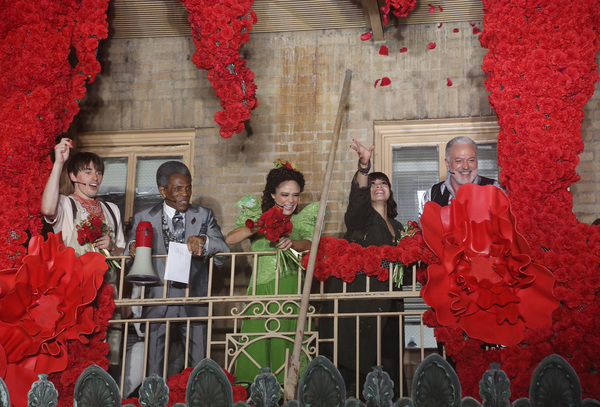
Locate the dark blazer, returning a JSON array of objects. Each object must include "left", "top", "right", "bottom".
[{"left": 127, "top": 202, "right": 230, "bottom": 319}]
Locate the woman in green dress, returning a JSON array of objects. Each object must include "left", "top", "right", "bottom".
[{"left": 226, "top": 160, "right": 318, "bottom": 385}]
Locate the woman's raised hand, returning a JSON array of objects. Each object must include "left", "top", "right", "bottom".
[{"left": 350, "top": 139, "right": 375, "bottom": 167}]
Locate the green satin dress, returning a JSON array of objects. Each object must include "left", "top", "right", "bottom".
[{"left": 233, "top": 195, "right": 319, "bottom": 385}]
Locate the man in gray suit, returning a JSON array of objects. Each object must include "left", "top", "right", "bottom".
[{"left": 128, "top": 161, "right": 229, "bottom": 377}]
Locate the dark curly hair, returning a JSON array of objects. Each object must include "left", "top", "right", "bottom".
[
  {"left": 261, "top": 166, "right": 305, "bottom": 213},
  {"left": 369, "top": 172, "right": 398, "bottom": 219}
]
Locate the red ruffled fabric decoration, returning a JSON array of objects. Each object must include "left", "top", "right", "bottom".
[
  {"left": 420, "top": 184, "right": 559, "bottom": 346},
  {"left": 0, "top": 232, "right": 107, "bottom": 407}
]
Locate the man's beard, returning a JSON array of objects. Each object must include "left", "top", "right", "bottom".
[{"left": 451, "top": 169, "right": 477, "bottom": 185}]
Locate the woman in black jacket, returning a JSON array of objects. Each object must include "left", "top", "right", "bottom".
[{"left": 321, "top": 139, "right": 404, "bottom": 396}]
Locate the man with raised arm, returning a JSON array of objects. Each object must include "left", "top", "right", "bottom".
[
  {"left": 41, "top": 137, "right": 126, "bottom": 368},
  {"left": 41, "top": 137, "right": 125, "bottom": 256}
]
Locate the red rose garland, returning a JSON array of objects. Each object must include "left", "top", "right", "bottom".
[
  {"left": 179, "top": 0, "right": 258, "bottom": 138},
  {"left": 305, "top": 230, "right": 437, "bottom": 284},
  {"left": 428, "top": 0, "right": 600, "bottom": 399},
  {"left": 0, "top": 0, "right": 108, "bottom": 269}
]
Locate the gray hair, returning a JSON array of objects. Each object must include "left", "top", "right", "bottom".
[
  {"left": 156, "top": 161, "right": 191, "bottom": 188},
  {"left": 445, "top": 136, "right": 477, "bottom": 158}
]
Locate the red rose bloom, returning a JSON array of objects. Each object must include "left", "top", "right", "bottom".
[{"left": 421, "top": 184, "right": 559, "bottom": 346}]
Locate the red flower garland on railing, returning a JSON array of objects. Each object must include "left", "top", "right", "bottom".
[
  {"left": 179, "top": 0, "right": 258, "bottom": 138},
  {"left": 428, "top": 0, "right": 600, "bottom": 399},
  {"left": 0, "top": 0, "right": 108, "bottom": 269},
  {"left": 305, "top": 230, "right": 438, "bottom": 283}
]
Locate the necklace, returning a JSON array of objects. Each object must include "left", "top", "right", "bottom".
[{"left": 72, "top": 194, "right": 103, "bottom": 216}]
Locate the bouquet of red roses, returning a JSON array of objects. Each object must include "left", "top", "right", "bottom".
[
  {"left": 76, "top": 213, "right": 105, "bottom": 245},
  {"left": 246, "top": 206, "right": 292, "bottom": 242},
  {"left": 246, "top": 206, "right": 303, "bottom": 271},
  {"left": 76, "top": 214, "right": 120, "bottom": 269}
]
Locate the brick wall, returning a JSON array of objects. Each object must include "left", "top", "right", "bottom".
[{"left": 76, "top": 22, "right": 600, "bottom": 239}]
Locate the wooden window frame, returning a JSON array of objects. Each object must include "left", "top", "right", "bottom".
[
  {"left": 373, "top": 116, "right": 500, "bottom": 181},
  {"left": 76, "top": 129, "right": 196, "bottom": 222}
]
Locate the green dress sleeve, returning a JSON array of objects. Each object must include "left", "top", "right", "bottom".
[
  {"left": 234, "top": 195, "right": 262, "bottom": 227},
  {"left": 290, "top": 202, "right": 321, "bottom": 241}
]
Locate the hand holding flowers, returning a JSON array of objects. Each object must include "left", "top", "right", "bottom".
[
  {"left": 246, "top": 205, "right": 293, "bottom": 242},
  {"left": 76, "top": 214, "right": 120, "bottom": 269}
]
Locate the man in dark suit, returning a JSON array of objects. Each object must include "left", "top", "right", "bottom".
[{"left": 127, "top": 161, "right": 229, "bottom": 377}]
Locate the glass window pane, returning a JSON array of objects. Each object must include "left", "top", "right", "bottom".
[
  {"left": 477, "top": 143, "right": 499, "bottom": 181},
  {"left": 392, "top": 146, "right": 440, "bottom": 223},
  {"left": 98, "top": 157, "right": 128, "bottom": 222},
  {"left": 134, "top": 156, "right": 184, "bottom": 215}
]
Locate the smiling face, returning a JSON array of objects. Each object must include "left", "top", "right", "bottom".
[
  {"left": 370, "top": 178, "right": 391, "bottom": 204},
  {"left": 445, "top": 143, "right": 478, "bottom": 191},
  {"left": 160, "top": 173, "right": 192, "bottom": 213},
  {"left": 69, "top": 162, "right": 103, "bottom": 199},
  {"left": 271, "top": 180, "right": 301, "bottom": 216}
]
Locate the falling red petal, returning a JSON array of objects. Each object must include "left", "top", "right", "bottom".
[
  {"left": 428, "top": 5, "right": 436, "bottom": 13},
  {"left": 361, "top": 32, "right": 372, "bottom": 41},
  {"left": 473, "top": 27, "right": 481, "bottom": 34},
  {"left": 438, "top": 23, "right": 443, "bottom": 28},
  {"left": 383, "top": 14, "right": 388, "bottom": 25},
  {"left": 447, "top": 78, "right": 453, "bottom": 86},
  {"left": 380, "top": 77, "right": 391, "bottom": 86},
  {"left": 453, "top": 28, "right": 459, "bottom": 33},
  {"left": 400, "top": 47, "right": 408, "bottom": 53},
  {"left": 439, "top": 5, "right": 443, "bottom": 11},
  {"left": 428, "top": 42, "right": 437, "bottom": 50},
  {"left": 379, "top": 45, "right": 389, "bottom": 56},
  {"left": 380, "top": 5, "right": 390, "bottom": 14},
  {"left": 470, "top": 22, "right": 476, "bottom": 26},
  {"left": 374, "top": 79, "right": 381, "bottom": 88}
]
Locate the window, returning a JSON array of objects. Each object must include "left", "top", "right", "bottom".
[
  {"left": 76, "top": 129, "right": 195, "bottom": 232},
  {"left": 374, "top": 117, "right": 501, "bottom": 223}
]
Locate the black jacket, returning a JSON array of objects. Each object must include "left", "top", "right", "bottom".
[{"left": 343, "top": 173, "right": 403, "bottom": 246}]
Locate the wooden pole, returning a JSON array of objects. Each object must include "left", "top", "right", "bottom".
[{"left": 283, "top": 69, "right": 353, "bottom": 400}]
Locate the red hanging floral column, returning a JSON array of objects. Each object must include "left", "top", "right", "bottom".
[
  {"left": 179, "top": 0, "right": 258, "bottom": 138},
  {"left": 423, "top": 0, "right": 600, "bottom": 399},
  {"left": 0, "top": 0, "right": 109, "bottom": 269}
]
